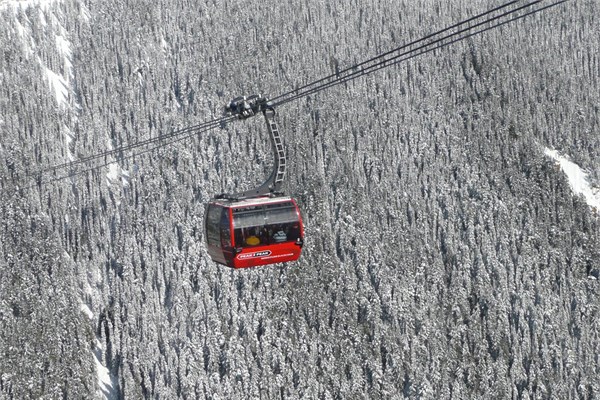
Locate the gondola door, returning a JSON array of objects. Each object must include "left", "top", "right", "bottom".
[
  {"left": 205, "top": 203, "right": 234, "bottom": 266},
  {"left": 219, "top": 207, "right": 235, "bottom": 266}
]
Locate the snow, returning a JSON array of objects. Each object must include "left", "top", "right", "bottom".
[
  {"left": 63, "top": 125, "right": 75, "bottom": 161},
  {"left": 5, "top": 2, "right": 113, "bottom": 398},
  {"left": 80, "top": 303, "right": 93, "bottom": 319},
  {"left": 13, "top": 18, "right": 35, "bottom": 58},
  {"left": 95, "top": 357, "right": 114, "bottom": 397},
  {"left": 0, "top": 0, "right": 55, "bottom": 10},
  {"left": 38, "top": 7, "right": 48, "bottom": 26},
  {"left": 44, "top": 67, "right": 69, "bottom": 107},
  {"left": 81, "top": 302, "right": 116, "bottom": 399},
  {"left": 544, "top": 148, "right": 600, "bottom": 213},
  {"left": 55, "top": 34, "right": 72, "bottom": 59},
  {"left": 105, "top": 141, "right": 130, "bottom": 188},
  {"left": 106, "top": 163, "right": 121, "bottom": 182},
  {"left": 79, "top": 2, "right": 90, "bottom": 21},
  {"left": 5, "top": 0, "right": 108, "bottom": 190},
  {"left": 4, "top": 0, "right": 75, "bottom": 109},
  {"left": 106, "top": 159, "right": 130, "bottom": 188},
  {"left": 160, "top": 34, "right": 168, "bottom": 53},
  {"left": 94, "top": 340, "right": 116, "bottom": 399}
]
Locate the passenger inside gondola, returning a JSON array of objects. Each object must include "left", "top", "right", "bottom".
[
  {"left": 272, "top": 228, "right": 287, "bottom": 243},
  {"left": 235, "top": 223, "right": 299, "bottom": 247},
  {"left": 206, "top": 198, "right": 303, "bottom": 268},
  {"left": 246, "top": 235, "right": 260, "bottom": 245},
  {"left": 232, "top": 201, "right": 302, "bottom": 248}
]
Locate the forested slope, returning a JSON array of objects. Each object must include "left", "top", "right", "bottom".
[{"left": 1, "top": 0, "right": 599, "bottom": 398}]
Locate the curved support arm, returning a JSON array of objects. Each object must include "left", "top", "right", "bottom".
[{"left": 216, "top": 107, "right": 286, "bottom": 201}]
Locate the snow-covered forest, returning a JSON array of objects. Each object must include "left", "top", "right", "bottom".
[{"left": 1, "top": 0, "right": 599, "bottom": 398}]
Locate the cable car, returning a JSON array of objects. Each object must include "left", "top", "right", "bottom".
[
  {"left": 204, "top": 96, "right": 304, "bottom": 268},
  {"left": 205, "top": 196, "right": 304, "bottom": 268}
]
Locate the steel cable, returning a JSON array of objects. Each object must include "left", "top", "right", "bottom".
[
  {"left": 27, "top": 0, "right": 566, "bottom": 187},
  {"left": 269, "top": 0, "right": 525, "bottom": 104},
  {"left": 272, "top": 0, "right": 565, "bottom": 108},
  {"left": 24, "top": 117, "right": 229, "bottom": 189}
]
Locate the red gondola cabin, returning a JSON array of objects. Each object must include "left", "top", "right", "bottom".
[{"left": 204, "top": 196, "right": 304, "bottom": 268}]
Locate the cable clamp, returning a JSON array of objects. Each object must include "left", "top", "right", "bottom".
[{"left": 224, "top": 94, "right": 273, "bottom": 119}]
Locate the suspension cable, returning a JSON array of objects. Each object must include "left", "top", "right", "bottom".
[
  {"left": 270, "top": 0, "right": 525, "bottom": 104},
  {"left": 24, "top": 117, "right": 229, "bottom": 189},
  {"left": 28, "top": 115, "right": 234, "bottom": 180},
  {"left": 272, "top": 0, "right": 565, "bottom": 108},
  {"left": 27, "top": 0, "right": 566, "bottom": 187}
]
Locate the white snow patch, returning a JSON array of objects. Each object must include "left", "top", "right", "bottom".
[
  {"left": 63, "top": 124, "right": 75, "bottom": 161},
  {"left": 79, "top": 2, "right": 90, "bottom": 21},
  {"left": 106, "top": 161, "right": 129, "bottom": 187},
  {"left": 38, "top": 6, "right": 48, "bottom": 26},
  {"left": 55, "top": 34, "right": 72, "bottom": 59},
  {"left": 106, "top": 163, "right": 121, "bottom": 183},
  {"left": 94, "top": 340, "right": 116, "bottom": 399},
  {"left": 5, "top": 0, "right": 78, "bottom": 110},
  {"left": 0, "top": 0, "right": 55, "bottom": 10},
  {"left": 44, "top": 67, "right": 69, "bottom": 107},
  {"left": 54, "top": 30, "right": 74, "bottom": 80},
  {"left": 105, "top": 141, "right": 130, "bottom": 188},
  {"left": 80, "top": 303, "right": 93, "bottom": 319},
  {"left": 13, "top": 18, "right": 25, "bottom": 36},
  {"left": 545, "top": 148, "right": 600, "bottom": 213},
  {"left": 95, "top": 357, "right": 113, "bottom": 395},
  {"left": 160, "top": 34, "right": 168, "bottom": 53}
]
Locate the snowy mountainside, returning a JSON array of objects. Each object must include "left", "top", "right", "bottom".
[
  {"left": 1, "top": 0, "right": 97, "bottom": 398},
  {"left": 1, "top": 0, "right": 600, "bottom": 399}
]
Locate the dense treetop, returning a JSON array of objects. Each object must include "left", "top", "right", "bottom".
[{"left": 0, "top": 0, "right": 598, "bottom": 398}]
